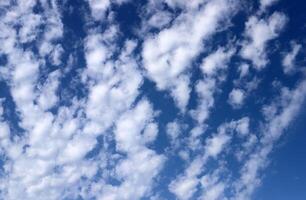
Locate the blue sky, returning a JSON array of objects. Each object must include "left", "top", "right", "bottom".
[{"left": 0, "top": 0, "right": 306, "bottom": 200}]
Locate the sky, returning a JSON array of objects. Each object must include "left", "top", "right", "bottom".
[{"left": 0, "top": 0, "right": 306, "bottom": 200}]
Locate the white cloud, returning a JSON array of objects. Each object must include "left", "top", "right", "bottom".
[
  {"left": 190, "top": 78, "right": 216, "bottom": 124},
  {"left": 18, "top": 13, "right": 42, "bottom": 43},
  {"left": 239, "top": 63, "right": 250, "bottom": 78},
  {"left": 190, "top": 46, "right": 234, "bottom": 129},
  {"left": 199, "top": 170, "right": 226, "bottom": 200},
  {"left": 201, "top": 182, "right": 225, "bottom": 200},
  {"left": 164, "top": 0, "right": 204, "bottom": 10},
  {"left": 233, "top": 80, "right": 306, "bottom": 200},
  {"left": 240, "top": 12, "right": 287, "bottom": 69},
  {"left": 169, "top": 157, "right": 202, "bottom": 200},
  {"left": 89, "top": 99, "right": 165, "bottom": 200},
  {"left": 205, "top": 132, "right": 230, "bottom": 158},
  {"left": 228, "top": 88, "right": 246, "bottom": 108},
  {"left": 0, "top": 1, "right": 305, "bottom": 200},
  {"left": 84, "top": 32, "right": 143, "bottom": 136},
  {"left": 169, "top": 122, "right": 233, "bottom": 200},
  {"left": 0, "top": 102, "right": 10, "bottom": 148},
  {"left": 0, "top": 1, "right": 144, "bottom": 199},
  {"left": 50, "top": 45, "right": 64, "bottom": 66},
  {"left": 282, "top": 42, "right": 302, "bottom": 74},
  {"left": 148, "top": 11, "right": 173, "bottom": 29},
  {"left": 169, "top": 176, "right": 198, "bottom": 200},
  {"left": 170, "top": 75, "right": 191, "bottom": 112},
  {"left": 236, "top": 117, "right": 250, "bottom": 136},
  {"left": 166, "top": 121, "right": 181, "bottom": 142},
  {"left": 37, "top": 70, "right": 60, "bottom": 111},
  {"left": 143, "top": 123, "right": 159, "bottom": 144},
  {"left": 142, "top": 0, "right": 236, "bottom": 111},
  {"left": 260, "top": 0, "right": 279, "bottom": 10},
  {"left": 201, "top": 47, "right": 234, "bottom": 76},
  {"left": 88, "top": 0, "right": 111, "bottom": 20},
  {"left": 115, "top": 100, "right": 154, "bottom": 152}
]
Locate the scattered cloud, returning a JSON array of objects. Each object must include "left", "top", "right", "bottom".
[
  {"left": 228, "top": 88, "right": 246, "bottom": 108},
  {"left": 0, "top": 0, "right": 304, "bottom": 200},
  {"left": 282, "top": 42, "right": 302, "bottom": 74},
  {"left": 240, "top": 12, "right": 287, "bottom": 69}
]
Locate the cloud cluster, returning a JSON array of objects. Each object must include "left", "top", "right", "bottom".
[
  {"left": 0, "top": 0, "right": 305, "bottom": 200},
  {"left": 142, "top": 0, "right": 236, "bottom": 111},
  {"left": 240, "top": 12, "right": 287, "bottom": 69}
]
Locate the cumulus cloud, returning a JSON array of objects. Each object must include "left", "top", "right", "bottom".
[
  {"left": 87, "top": 0, "right": 111, "bottom": 20},
  {"left": 148, "top": 11, "right": 173, "bottom": 29},
  {"left": 240, "top": 12, "right": 287, "bottom": 69},
  {"left": 142, "top": 0, "right": 236, "bottom": 111},
  {"left": 0, "top": 1, "right": 305, "bottom": 200},
  {"left": 236, "top": 117, "right": 250, "bottom": 136},
  {"left": 201, "top": 47, "right": 235, "bottom": 76}
]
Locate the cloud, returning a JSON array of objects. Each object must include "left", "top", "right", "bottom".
[
  {"left": 0, "top": 1, "right": 305, "bottom": 200},
  {"left": 189, "top": 46, "right": 235, "bottom": 130},
  {"left": 238, "top": 63, "right": 250, "bottom": 78},
  {"left": 148, "top": 11, "right": 173, "bottom": 29},
  {"left": 166, "top": 120, "right": 182, "bottom": 143},
  {"left": 233, "top": 80, "right": 306, "bottom": 199},
  {"left": 142, "top": 0, "right": 236, "bottom": 111},
  {"left": 87, "top": 0, "right": 111, "bottom": 20},
  {"left": 282, "top": 42, "right": 302, "bottom": 74},
  {"left": 200, "top": 181, "right": 225, "bottom": 200},
  {"left": 240, "top": 12, "right": 287, "bottom": 69},
  {"left": 236, "top": 117, "right": 250, "bottom": 136},
  {"left": 201, "top": 47, "right": 235, "bottom": 76},
  {"left": 168, "top": 157, "right": 202, "bottom": 200},
  {"left": 89, "top": 99, "right": 165, "bottom": 200},
  {"left": 169, "top": 120, "right": 236, "bottom": 200},
  {"left": 260, "top": 0, "right": 280, "bottom": 10},
  {"left": 0, "top": 1, "right": 148, "bottom": 199},
  {"left": 228, "top": 88, "right": 246, "bottom": 108}
]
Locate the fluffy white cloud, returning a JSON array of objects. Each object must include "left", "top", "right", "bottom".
[
  {"left": 87, "top": 0, "right": 111, "bottom": 20},
  {"left": 87, "top": 99, "right": 165, "bottom": 200},
  {"left": 228, "top": 88, "right": 246, "bottom": 108},
  {"left": 148, "top": 11, "right": 173, "bottom": 29},
  {"left": 190, "top": 78, "right": 216, "bottom": 124},
  {"left": 142, "top": 0, "right": 236, "bottom": 111},
  {"left": 37, "top": 71, "right": 60, "bottom": 111},
  {"left": 236, "top": 117, "right": 250, "bottom": 136},
  {"left": 240, "top": 12, "right": 287, "bottom": 69},
  {"left": 200, "top": 181, "right": 225, "bottom": 200},
  {"left": 0, "top": 1, "right": 147, "bottom": 199},
  {"left": 201, "top": 47, "right": 234, "bottom": 76},
  {"left": 169, "top": 157, "right": 203, "bottom": 200},
  {"left": 0, "top": 1, "right": 305, "bottom": 200},
  {"left": 205, "top": 132, "right": 230, "bottom": 158}
]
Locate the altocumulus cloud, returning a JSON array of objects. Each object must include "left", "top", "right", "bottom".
[{"left": 0, "top": 0, "right": 305, "bottom": 200}]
